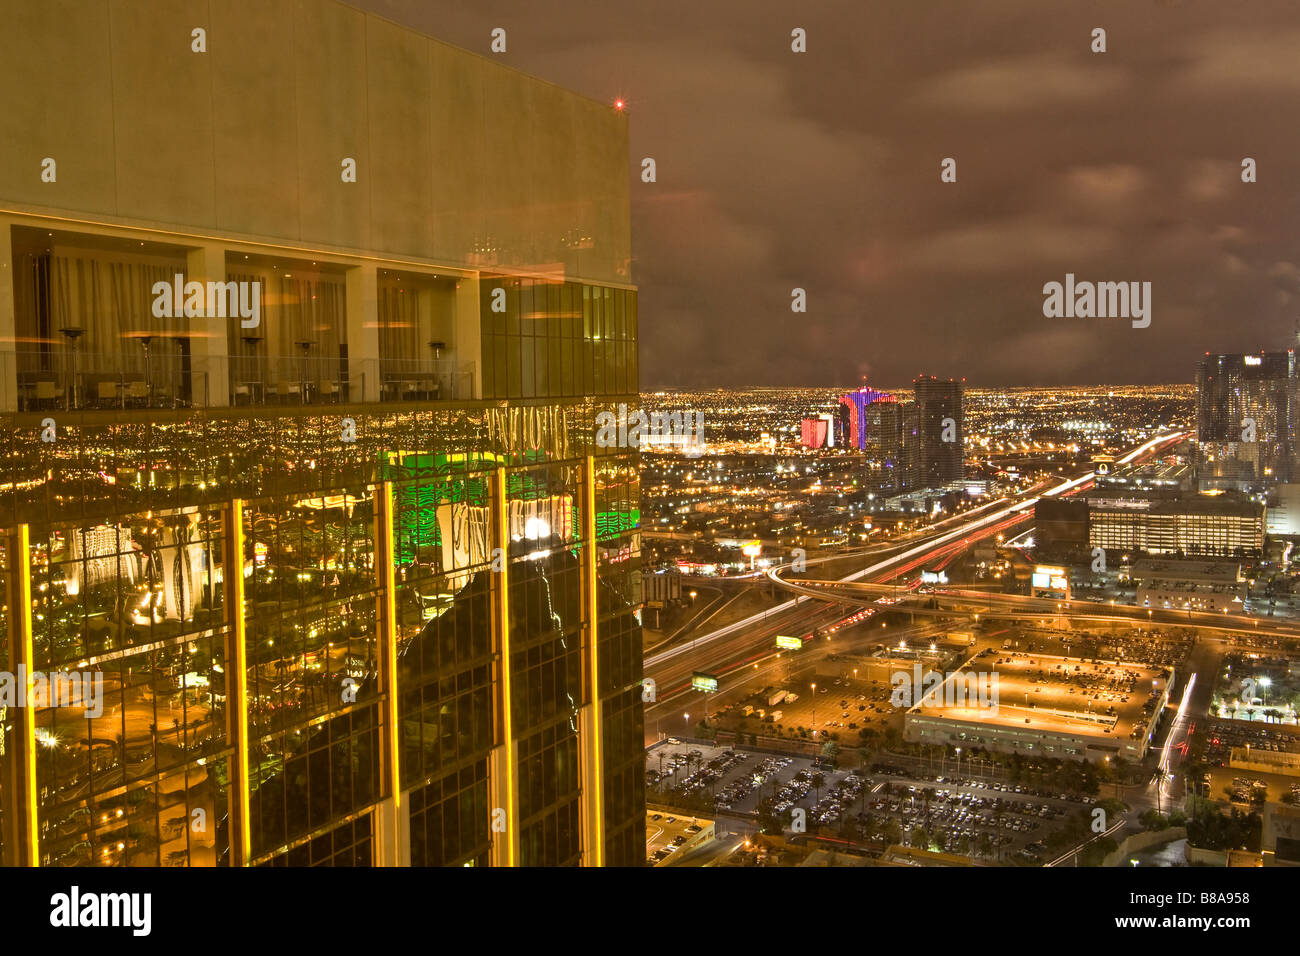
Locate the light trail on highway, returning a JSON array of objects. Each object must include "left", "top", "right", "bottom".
[
  {"left": 1156, "top": 673, "right": 1197, "bottom": 802},
  {"left": 641, "top": 432, "right": 1187, "bottom": 732}
]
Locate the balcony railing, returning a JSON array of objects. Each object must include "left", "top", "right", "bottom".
[
  {"left": 11, "top": 350, "right": 475, "bottom": 412},
  {"left": 376, "top": 357, "right": 473, "bottom": 404},
  {"left": 228, "top": 352, "right": 359, "bottom": 407}
]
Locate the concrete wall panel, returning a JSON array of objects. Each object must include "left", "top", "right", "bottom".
[{"left": 0, "top": 0, "right": 630, "bottom": 283}]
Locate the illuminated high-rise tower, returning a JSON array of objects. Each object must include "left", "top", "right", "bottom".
[
  {"left": 913, "top": 376, "right": 965, "bottom": 488},
  {"left": 839, "top": 386, "right": 894, "bottom": 451},
  {"left": 1197, "top": 351, "right": 1300, "bottom": 486}
]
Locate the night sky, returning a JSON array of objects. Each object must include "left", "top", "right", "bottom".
[{"left": 356, "top": 0, "right": 1300, "bottom": 389}]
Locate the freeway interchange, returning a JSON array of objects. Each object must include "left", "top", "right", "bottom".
[{"left": 642, "top": 432, "right": 1194, "bottom": 742}]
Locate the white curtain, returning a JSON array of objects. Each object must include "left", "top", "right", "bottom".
[
  {"left": 47, "top": 254, "right": 189, "bottom": 389},
  {"left": 227, "top": 272, "right": 346, "bottom": 385},
  {"left": 378, "top": 281, "right": 420, "bottom": 378}
]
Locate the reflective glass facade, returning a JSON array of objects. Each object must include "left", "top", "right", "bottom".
[
  {"left": 0, "top": 0, "right": 640, "bottom": 868},
  {"left": 1, "top": 391, "right": 643, "bottom": 866},
  {"left": 481, "top": 279, "right": 638, "bottom": 400}
]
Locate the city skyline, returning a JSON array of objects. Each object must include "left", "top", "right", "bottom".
[{"left": 2, "top": 0, "right": 1299, "bottom": 899}]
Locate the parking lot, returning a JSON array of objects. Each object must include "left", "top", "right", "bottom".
[
  {"left": 1203, "top": 716, "right": 1300, "bottom": 766},
  {"left": 645, "top": 741, "right": 1102, "bottom": 864},
  {"left": 916, "top": 649, "right": 1167, "bottom": 749},
  {"left": 647, "top": 740, "right": 857, "bottom": 818},
  {"left": 862, "top": 766, "right": 1097, "bottom": 863},
  {"left": 774, "top": 668, "right": 903, "bottom": 737},
  {"left": 712, "top": 664, "right": 917, "bottom": 745},
  {"left": 645, "top": 810, "right": 711, "bottom": 865}
]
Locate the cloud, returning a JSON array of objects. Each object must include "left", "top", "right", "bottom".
[
  {"left": 911, "top": 54, "right": 1128, "bottom": 112},
  {"left": 1179, "top": 29, "right": 1300, "bottom": 93},
  {"left": 901, "top": 218, "right": 1119, "bottom": 274},
  {"left": 1183, "top": 159, "right": 1235, "bottom": 202},
  {"left": 353, "top": 0, "right": 1300, "bottom": 387},
  {"left": 1062, "top": 165, "right": 1148, "bottom": 203}
]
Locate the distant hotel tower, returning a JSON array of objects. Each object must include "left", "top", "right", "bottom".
[
  {"left": 1197, "top": 351, "right": 1300, "bottom": 487},
  {"left": 837, "top": 387, "right": 918, "bottom": 493},
  {"left": 0, "top": 0, "right": 642, "bottom": 867},
  {"left": 913, "top": 376, "right": 965, "bottom": 488}
]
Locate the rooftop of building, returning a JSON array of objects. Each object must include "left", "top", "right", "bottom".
[
  {"left": 910, "top": 650, "right": 1169, "bottom": 744},
  {"left": 1130, "top": 558, "right": 1243, "bottom": 582},
  {"left": 1096, "top": 461, "right": 1193, "bottom": 486},
  {"left": 1087, "top": 489, "right": 1263, "bottom": 517}
]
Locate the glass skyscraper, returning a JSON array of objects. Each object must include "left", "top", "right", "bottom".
[
  {"left": 0, "top": 0, "right": 642, "bottom": 867},
  {"left": 913, "top": 375, "right": 965, "bottom": 488},
  {"left": 1197, "top": 351, "right": 1300, "bottom": 486}
]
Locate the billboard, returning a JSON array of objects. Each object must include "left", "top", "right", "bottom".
[
  {"left": 691, "top": 672, "right": 719, "bottom": 693},
  {"left": 1031, "top": 565, "right": 1069, "bottom": 596},
  {"left": 776, "top": 635, "right": 803, "bottom": 650}
]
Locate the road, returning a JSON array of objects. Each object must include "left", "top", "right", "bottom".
[{"left": 642, "top": 432, "right": 1190, "bottom": 743}]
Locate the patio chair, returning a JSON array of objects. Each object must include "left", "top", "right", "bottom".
[
  {"left": 125, "top": 381, "right": 149, "bottom": 406},
  {"left": 35, "top": 380, "right": 63, "bottom": 409}
]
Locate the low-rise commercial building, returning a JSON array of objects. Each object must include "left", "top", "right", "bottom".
[
  {"left": 904, "top": 652, "right": 1172, "bottom": 763},
  {"left": 1131, "top": 558, "right": 1246, "bottom": 613},
  {"left": 1088, "top": 492, "right": 1265, "bottom": 556}
]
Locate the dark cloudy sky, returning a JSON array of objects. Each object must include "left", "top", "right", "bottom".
[{"left": 356, "top": 0, "right": 1300, "bottom": 389}]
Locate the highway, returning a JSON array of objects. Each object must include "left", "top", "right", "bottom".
[
  {"left": 643, "top": 432, "right": 1188, "bottom": 725},
  {"left": 774, "top": 576, "right": 1300, "bottom": 640}
]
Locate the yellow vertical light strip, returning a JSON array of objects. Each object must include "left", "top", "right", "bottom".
[
  {"left": 14, "top": 525, "right": 38, "bottom": 867},
  {"left": 378, "top": 481, "right": 400, "bottom": 810},
  {"left": 583, "top": 455, "right": 604, "bottom": 867},
  {"left": 226, "top": 499, "right": 251, "bottom": 866},
  {"left": 492, "top": 466, "right": 517, "bottom": 866}
]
